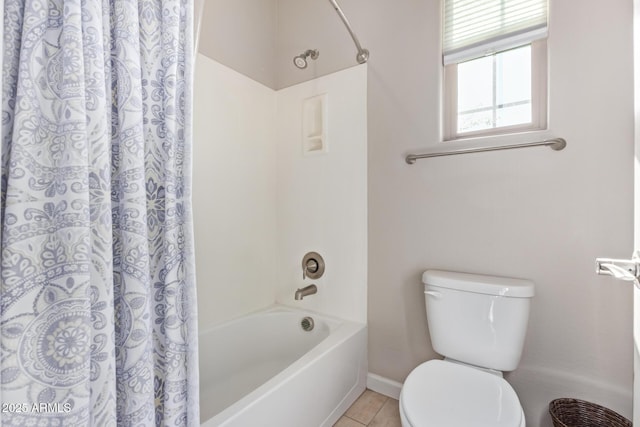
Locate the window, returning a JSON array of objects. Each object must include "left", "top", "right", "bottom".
[{"left": 443, "top": 0, "right": 548, "bottom": 139}]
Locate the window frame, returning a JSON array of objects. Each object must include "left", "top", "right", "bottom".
[{"left": 443, "top": 39, "right": 548, "bottom": 140}]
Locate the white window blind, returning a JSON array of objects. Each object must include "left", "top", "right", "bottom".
[{"left": 443, "top": 0, "right": 548, "bottom": 65}]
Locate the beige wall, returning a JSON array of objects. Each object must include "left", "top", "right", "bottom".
[
  {"left": 197, "top": 0, "right": 372, "bottom": 90},
  {"left": 275, "top": 0, "right": 364, "bottom": 88},
  {"left": 198, "top": 0, "right": 278, "bottom": 88},
  {"left": 363, "top": 0, "right": 634, "bottom": 424},
  {"left": 198, "top": 0, "right": 635, "bottom": 424}
]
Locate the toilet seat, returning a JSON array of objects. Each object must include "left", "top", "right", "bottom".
[{"left": 400, "top": 360, "right": 524, "bottom": 427}]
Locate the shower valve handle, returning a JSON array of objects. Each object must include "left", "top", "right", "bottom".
[
  {"left": 301, "top": 252, "right": 325, "bottom": 280},
  {"left": 303, "top": 259, "right": 318, "bottom": 280}
]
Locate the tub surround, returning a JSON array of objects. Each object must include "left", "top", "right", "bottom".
[
  {"left": 275, "top": 64, "right": 368, "bottom": 323},
  {"left": 194, "top": 53, "right": 367, "bottom": 328},
  {"left": 193, "top": 54, "right": 278, "bottom": 327}
]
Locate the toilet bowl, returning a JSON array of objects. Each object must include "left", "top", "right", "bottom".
[
  {"left": 399, "top": 270, "right": 534, "bottom": 427},
  {"left": 399, "top": 360, "right": 525, "bottom": 427}
]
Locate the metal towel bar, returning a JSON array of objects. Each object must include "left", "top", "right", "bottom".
[{"left": 405, "top": 138, "right": 567, "bottom": 164}]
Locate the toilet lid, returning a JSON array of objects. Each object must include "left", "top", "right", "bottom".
[{"left": 401, "top": 360, "right": 523, "bottom": 427}]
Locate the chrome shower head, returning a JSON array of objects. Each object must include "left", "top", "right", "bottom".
[
  {"left": 294, "top": 55, "right": 308, "bottom": 69},
  {"left": 293, "top": 49, "right": 319, "bottom": 69}
]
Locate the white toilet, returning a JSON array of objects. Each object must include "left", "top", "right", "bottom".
[{"left": 399, "top": 270, "right": 535, "bottom": 427}]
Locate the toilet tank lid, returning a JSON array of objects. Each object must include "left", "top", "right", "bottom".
[{"left": 422, "top": 270, "right": 535, "bottom": 297}]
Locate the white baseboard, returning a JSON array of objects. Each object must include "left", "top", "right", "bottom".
[{"left": 366, "top": 373, "right": 403, "bottom": 400}]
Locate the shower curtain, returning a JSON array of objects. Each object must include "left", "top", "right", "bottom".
[{"left": 0, "top": 0, "right": 199, "bottom": 425}]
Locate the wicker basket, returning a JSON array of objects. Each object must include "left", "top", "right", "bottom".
[{"left": 549, "top": 398, "right": 632, "bottom": 427}]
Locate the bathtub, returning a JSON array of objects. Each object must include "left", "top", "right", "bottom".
[{"left": 199, "top": 305, "right": 367, "bottom": 426}]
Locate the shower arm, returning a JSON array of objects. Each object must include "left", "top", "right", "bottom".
[{"left": 327, "top": 0, "right": 369, "bottom": 64}]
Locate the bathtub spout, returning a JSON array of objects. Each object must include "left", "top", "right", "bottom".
[{"left": 295, "top": 284, "right": 318, "bottom": 300}]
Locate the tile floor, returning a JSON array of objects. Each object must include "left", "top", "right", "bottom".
[{"left": 334, "top": 389, "right": 401, "bottom": 427}]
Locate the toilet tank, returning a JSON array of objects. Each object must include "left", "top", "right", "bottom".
[{"left": 423, "top": 270, "right": 535, "bottom": 372}]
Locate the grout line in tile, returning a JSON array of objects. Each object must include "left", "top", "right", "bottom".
[
  {"left": 366, "top": 395, "right": 388, "bottom": 426},
  {"left": 335, "top": 414, "right": 368, "bottom": 427},
  {"left": 344, "top": 415, "right": 367, "bottom": 426},
  {"left": 340, "top": 389, "right": 404, "bottom": 427},
  {"left": 368, "top": 397, "right": 401, "bottom": 427},
  {"left": 345, "top": 389, "right": 389, "bottom": 425}
]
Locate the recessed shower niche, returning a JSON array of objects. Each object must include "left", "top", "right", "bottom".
[{"left": 302, "top": 93, "right": 328, "bottom": 155}]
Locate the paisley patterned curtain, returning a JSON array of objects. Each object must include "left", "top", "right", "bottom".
[{"left": 0, "top": 0, "right": 199, "bottom": 425}]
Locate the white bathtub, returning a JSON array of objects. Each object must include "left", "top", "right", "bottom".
[{"left": 199, "top": 305, "right": 367, "bottom": 426}]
